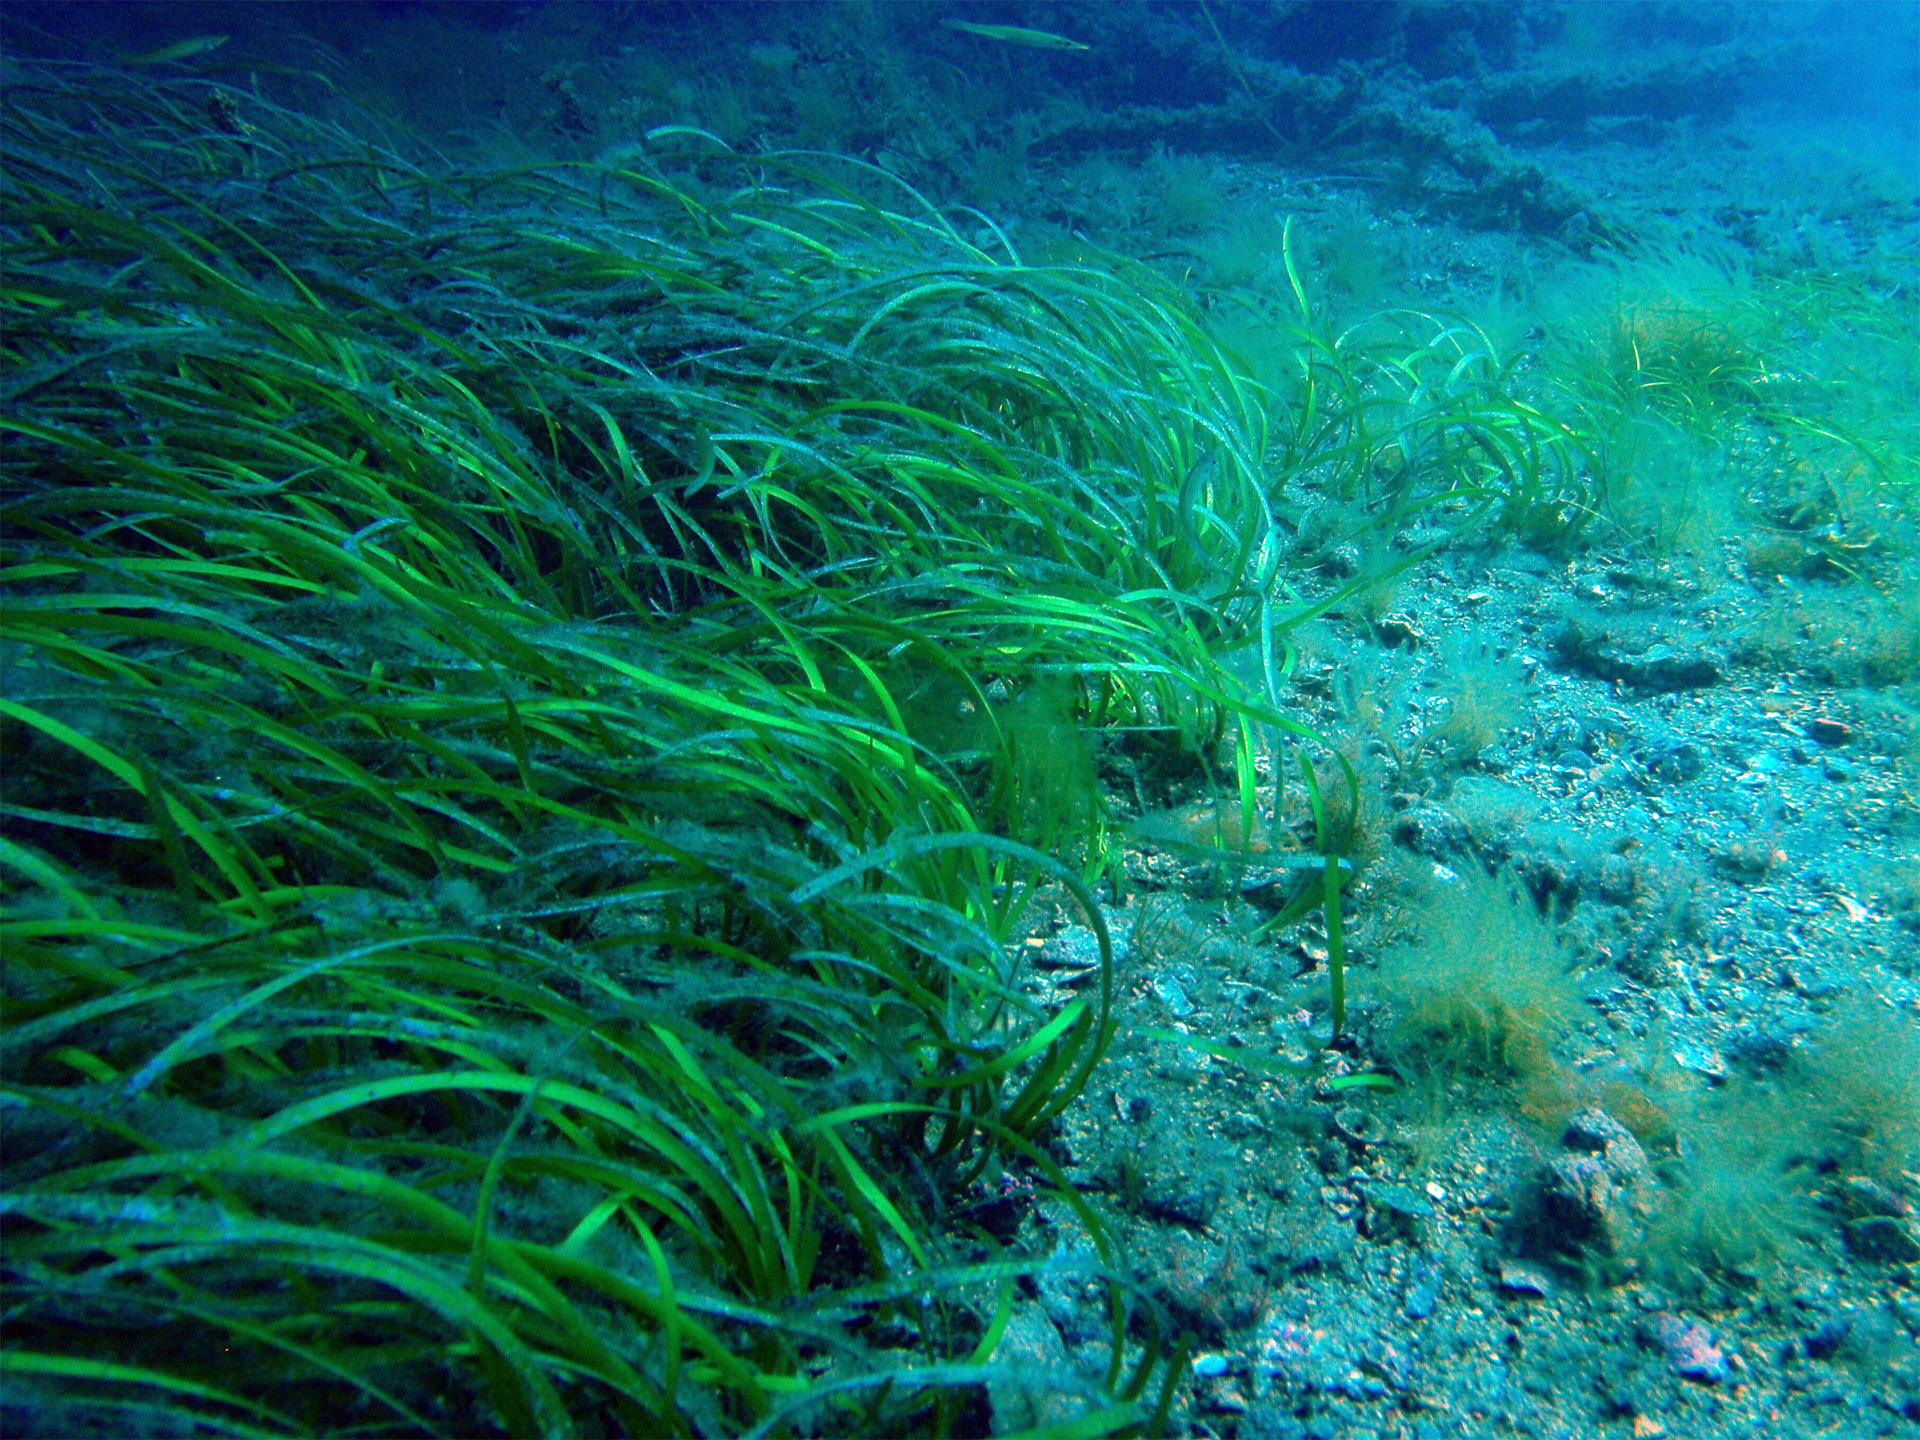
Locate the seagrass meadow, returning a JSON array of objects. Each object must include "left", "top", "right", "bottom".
[
  {"left": 5, "top": 41, "right": 1914, "bottom": 1440},
  {"left": 0, "top": 60, "right": 1364, "bottom": 1438}
]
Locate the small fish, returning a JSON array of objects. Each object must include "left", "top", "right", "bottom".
[
  {"left": 943, "top": 20, "right": 1088, "bottom": 51},
  {"left": 124, "top": 35, "right": 230, "bottom": 67}
]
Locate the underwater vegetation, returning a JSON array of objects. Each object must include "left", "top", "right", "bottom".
[
  {"left": 2, "top": 27, "right": 1916, "bottom": 1433},
  {"left": 1533, "top": 245, "right": 1919, "bottom": 579},
  {"left": 0, "top": 60, "right": 1310, "bottom": 1436},
  {"left": 1371, "top": 863, "right": 1589, "bottom": 1101},
  {"left": 1631, "top": 993, "right": 1920, "bottom": 1292},
  {"left": 1791, "top": 993, "right": 1920, "bottom": 1187},
  {"left": 1639, "top": 1079, "right": 1825, "bottom": 1290}
]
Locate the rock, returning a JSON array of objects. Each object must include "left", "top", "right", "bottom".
[
  {"left": 1495, "top": 1260, "right": 1551, "bottom": 1297},
  {"left": 1644, "top": 1312, "right": 1730, "bottom": 1383},
  {"left": 1554, "top": 616, "right": 1723, "bottom": 692},
  {"left": 1143, "top": 1175, "right": 1221, "bottom": 1228},
  {"left": 1836, "top": 1174, "right": 1915, "bottom": 1220},
  {"left": 1805, "top": 716, "right": 1852, "bottom": 747},
  {"left": 1533, "top": 1109, "right": 1657, "bottom": 1255},
  {"left": 1804, "top": 1313, "right": 1854, "bottom": 1360},
  {"left": 1845, "top": 1215, "right": 1920, "bottom": 1264},
  {"left": 1360, "top": 1180, "right": 1436, "bottom": 1243},
  {"left": 1538, "top": 1153, "right": 1617, "bottom": 1249},
  {"left": 1403, "top": 1263, "right": 1443, "bottom": 1319},
  {"left": 1378, "top": 613, "right": 1423, "bottom": 647},
  {"left": 1648, "top": 740, "right": 1705, "bottom": 783},
  {"left": 1392, "top": 804, "right": 1472, "bottom": 859}
]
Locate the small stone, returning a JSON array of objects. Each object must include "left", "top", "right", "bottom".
[
  {"left": 1805, "top": 716, "right": 1853, "bottom": 747},
  {"left": 1495, "top": 1260, "right": 1551, "bottom": 1297},
  {"left": 1392, "top": 805, "right": 1472, "bottom": 859},
  {"left": 1362, "top": 1180, "right": 1437, "bottom": 1222},
  {"left": 1538, "top": 1153, "right": 1617, "bottom": 1251},
  {"left": 1143, "top": 1177, "right": 1220, "bottom": 1228},
  {"left": 1332, "top": 1105, "right": 1385, "bottom": 1149},
  {"left": 1403, "top": 1267, "right": 1442, "bottom": 1319},
  {"left": 1645, "top": 1313, "right": 1729, "bottom": 1384},
  {"left": 1804, "top": 1314, "right": 1853, "bottom": 1360},
  {"left": 1152, "top": 975, "right": 1195, "bottom": 1017},
  {"left": 1649, "top": 741, "right": 1704, "bottom": 783},
  {"left": 1378, "top": 614, "right": 1422, "bottom": 647}
]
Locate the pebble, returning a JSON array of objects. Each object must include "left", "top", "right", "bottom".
[
  {"left": 1648, "top": 739, "right": 1704, "bottom": 782},
  {"left": 1403, "top": 1267, "right": 1442, "bottom": 1319},
  {"left": 1805, "top": 716, "right": 1852, "bottom": 746},
  {"left": 1361, "top": 1180, "right": 1437, "bottom": 1222},
  {"left": 1804, "top": 1314, "right": 1853, "bottom": 1360},
  {"left": 1645, "top": 1312, "right": 1730, "bottom": 1383},
  {"left": 1039, "top": 924, "right": 1109, "bottom": 971},
  {"left": 1495, "top": 1260, "right": 1551, "bottom": 1297},
  {"left": 1152, "top": 975, "right": 1195, "bottom": 1017}
]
